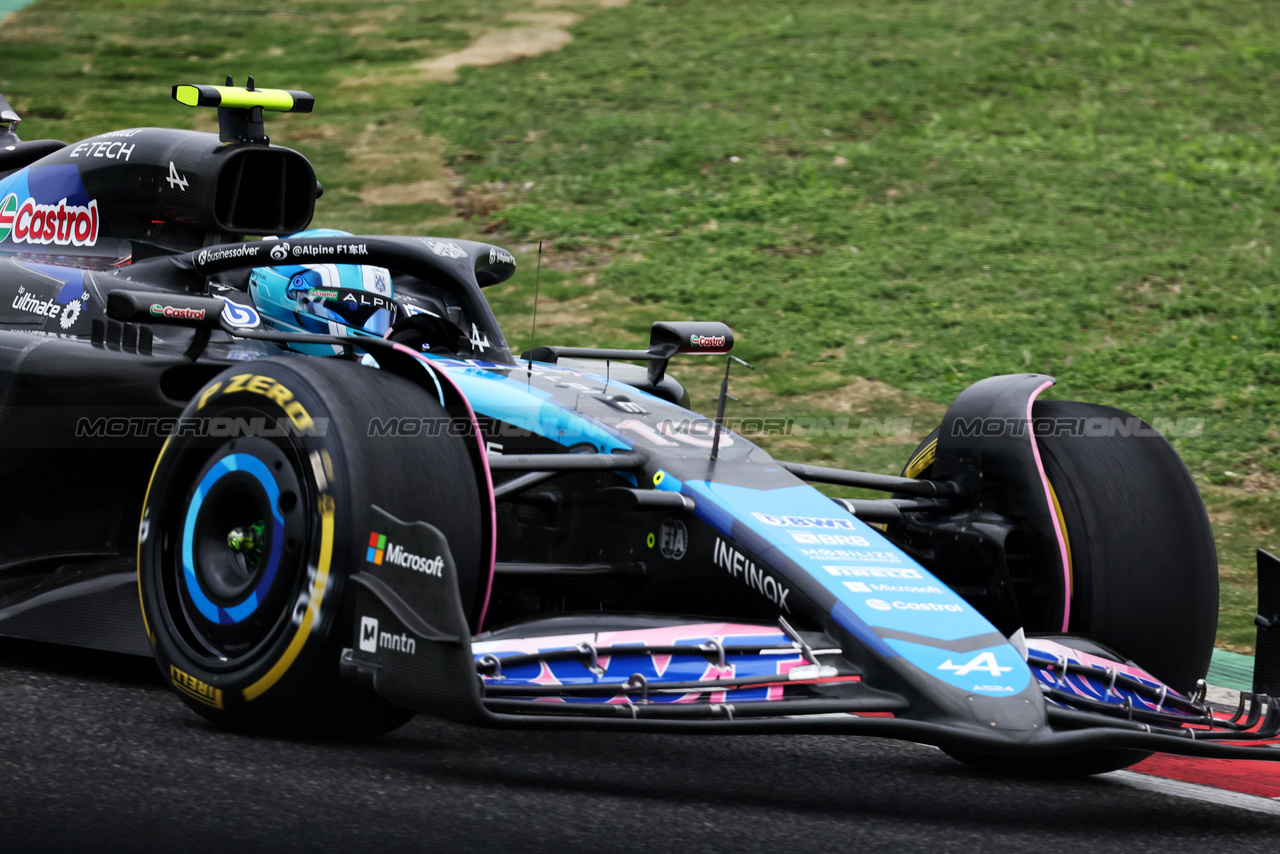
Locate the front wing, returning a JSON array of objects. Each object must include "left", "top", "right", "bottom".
[{"left": 341, "top": 515, "right": 1280, "bottom": 762}]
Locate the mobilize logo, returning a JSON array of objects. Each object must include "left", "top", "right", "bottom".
[
  {"left": 366, "top": 531, "right": 444, "bottom": 576},
  {"left": 359, "top": 616, "right": 417, "bottom": 655},
  {"left": 150, "top": 304, "right": 206, "bottom": 321}
]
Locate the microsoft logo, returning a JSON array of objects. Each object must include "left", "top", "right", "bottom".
[{"left": 367, "top": 531, "right": 386, "bottom": 564}]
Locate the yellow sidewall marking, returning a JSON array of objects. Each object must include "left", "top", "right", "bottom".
[
  {"left": 243, "top": 493, "right": 335, "bottom": 702},
  {"left": 136, "top": 435, "right": 174, "bottom": 647},
  {"left": 904, "top": 437, "right": 938, "bottom": 479},
  {"left": 1046, "top": 479, "right": 1073, "bottom": 599}
]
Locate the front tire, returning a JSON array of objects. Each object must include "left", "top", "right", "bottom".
[
  {"left": 139, "top": 357, "right": 483, "bottom": 738},
  {"left": 902, "top": 399, "right": 1215, "bottom": 778}
]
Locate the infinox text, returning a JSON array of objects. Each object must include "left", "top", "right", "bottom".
[
  {"left": 197, "top": 374, "right": 315, "bottom": 432},
  {"left": 713, "top": 538, "right": 791, "bottom": 612}
]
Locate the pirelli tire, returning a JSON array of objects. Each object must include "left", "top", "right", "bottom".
[
  {"left": 900, "top": 400, "right": 1217, "bottom": 693},
  {"left": 899, "top": 400, "right": 1217, "bottom": 777},
  {"left": 138, "top": 357, "right": 484, "bottom": 738}
]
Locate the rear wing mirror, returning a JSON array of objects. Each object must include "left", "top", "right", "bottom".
[
  {"left": 648, "top": 321, "right": 733, "bottom": 357},
  {"left": 521, "top": 320, "right": 734, "bottom": 386},
  {"left": 106, "top": 290, "right": 225, "bottom": 328}
]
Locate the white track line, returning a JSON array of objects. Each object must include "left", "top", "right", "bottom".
[{"left": 1103, "top": 770, "right": 1280, "bottom": 816}]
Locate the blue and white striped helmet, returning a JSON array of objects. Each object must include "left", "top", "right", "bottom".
[{"left": 248, "top": 228, "right": 395, "bottom": 355}]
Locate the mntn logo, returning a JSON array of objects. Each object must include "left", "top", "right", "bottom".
[
  {"left": 359, "top": 616, "right": 379, "bottom": 653},
  {"left": 367, "top": 531, "right": 386, "bottom": 564}
]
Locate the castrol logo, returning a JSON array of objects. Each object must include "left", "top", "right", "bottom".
[
  {"left": 149, "top": 304, "right": 206, "bottom": 321},
  {"left": 689, "top": 333, "right": 727, "bottom": 348},
  {"left": 0, "top": 194, "right": 100, "bottom": 247}
]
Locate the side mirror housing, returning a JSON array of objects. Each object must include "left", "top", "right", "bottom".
[
  {"left": 649, "top": 321, "right": 733, "bottom": 356},
  {"left": 647, "top": 321, "right": 734, "bottom": 384},
  {"left": 107, "top": 290, "right": 225, "bottom": 328}
]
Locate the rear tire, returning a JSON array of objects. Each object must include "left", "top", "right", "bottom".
[{"left": 139, "top": 357, "right": 483, "bottom": 738}]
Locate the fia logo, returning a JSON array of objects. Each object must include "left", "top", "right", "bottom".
[
  {"left": 658, "top": 518, "right": 687, "bottom": 560},
  {"left": 359, "top": 616, "right": 379, "bottom": 653}
]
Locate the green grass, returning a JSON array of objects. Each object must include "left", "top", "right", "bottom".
[{"left": 2, "top": 0, "right": 1278, "bottom": 649}]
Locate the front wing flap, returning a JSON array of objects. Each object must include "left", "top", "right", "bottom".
[{"left": 342, "top": 522, "right": 1280, "bottom": 761}]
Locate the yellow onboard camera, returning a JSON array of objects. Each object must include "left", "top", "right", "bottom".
[{"left": 171, "top": 76, "right": 314, "bottom": 145}]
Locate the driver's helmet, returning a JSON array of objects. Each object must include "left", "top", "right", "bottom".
[{"left": 248, "top": 228, "right": 395, "bottom": 356}]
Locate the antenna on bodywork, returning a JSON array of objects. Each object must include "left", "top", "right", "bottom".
[
  {"left": 0, "top": 90, "right": 21, "bottom": 147},
  {"left": 711, "top": 353, "right": 753, "bottom": 461},
  {"left": 527, "top": 241, "right": 543, "bottom": 377}
]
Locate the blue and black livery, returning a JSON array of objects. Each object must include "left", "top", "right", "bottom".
[{"left": 0, "top": 81, "right": 1271, "bottom": 775}]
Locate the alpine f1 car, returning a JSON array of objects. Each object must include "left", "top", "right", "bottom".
[{"left": 0, "top": 81, "right": 1274, "bottom": 777}]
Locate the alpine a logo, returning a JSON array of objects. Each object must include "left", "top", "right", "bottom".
[
  {"left": 0, "top": 194, "right": 99, "bottom": 247},
  {"left": 366, "top": 531, "right": 443, "bottom": 576},
  {"left": 938, "top": 652, "right": 1013, "bottom": 677},
  {"left": 150, "top": 304, "right": 206, "bottom": 321}
]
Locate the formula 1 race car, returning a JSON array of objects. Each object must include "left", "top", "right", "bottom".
[{"left": 0, "top": 81, "right": 1276, "bottom": 777}]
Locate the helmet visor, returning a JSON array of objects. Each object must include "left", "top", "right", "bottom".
[{"left": 312, "top": 297, "right": 395, "bottom": 336}]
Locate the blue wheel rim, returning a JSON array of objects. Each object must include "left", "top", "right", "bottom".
[{"left": 181, "top": 453, "right": 286, "bottom": 625}]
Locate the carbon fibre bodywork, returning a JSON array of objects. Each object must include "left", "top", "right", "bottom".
[{"left": 0, "top": 89, "right": 1272, "bottom": 767}]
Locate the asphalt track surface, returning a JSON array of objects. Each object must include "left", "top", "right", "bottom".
[{"left": 0, "top": 639, "right": 1274, "bottom": 853}]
